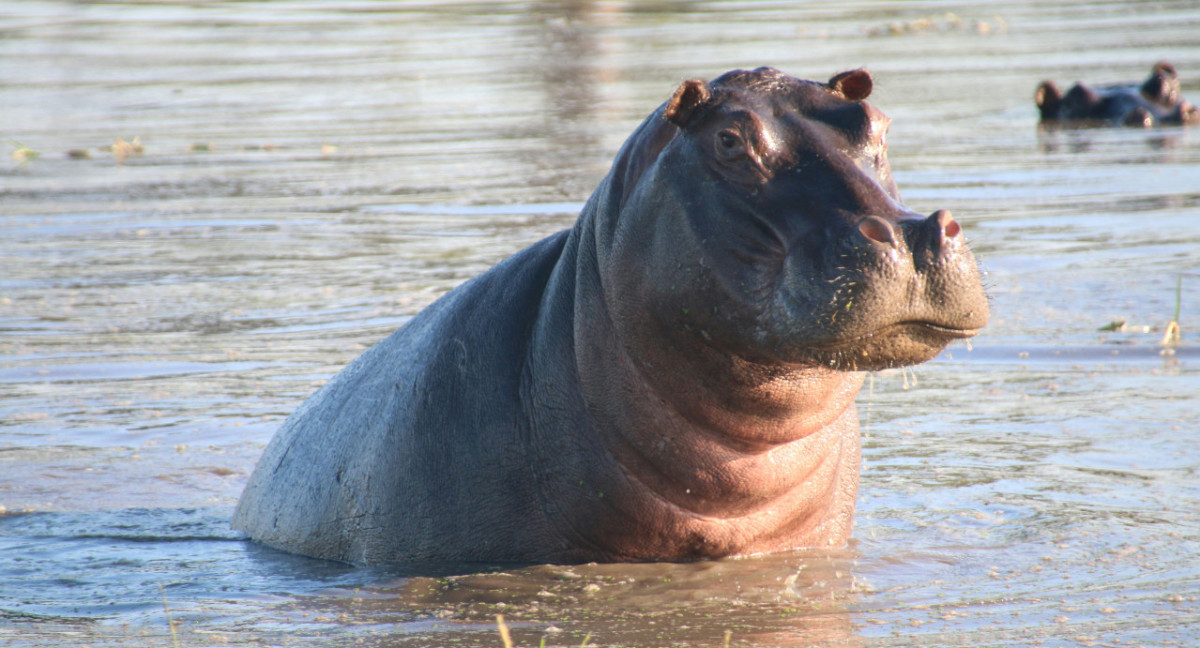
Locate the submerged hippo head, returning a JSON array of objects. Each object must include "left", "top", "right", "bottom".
[
  {"left": 1036, "top": 61, "right": 1200, "bottom": 127},
  {"left": 599, "top": 66, "right": 988, "bottom": 375}
]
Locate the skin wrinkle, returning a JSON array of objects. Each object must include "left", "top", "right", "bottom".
[
  {"left": 616, "top": 421, "right": 845, "bottom": 543},
  {"left": 597, "top": 405, "right": 854, "bottom": 558},
  {"left": 746, "top": 426, "right": 852, "bottom": 551}
]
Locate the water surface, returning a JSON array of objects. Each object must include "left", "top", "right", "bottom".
[{"left": 2, "top": 1, "right": 1199, "bottom": 646}]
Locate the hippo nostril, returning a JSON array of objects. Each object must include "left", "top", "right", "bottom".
[
  {"left": 910, "top": 210, "right": 961, "bottom": 263},
  {"left": 858, "top": 215, "right": 897, "bottom": 246},
  {"left": 932, "top": 210, "right": 960, "bottom": 239}
]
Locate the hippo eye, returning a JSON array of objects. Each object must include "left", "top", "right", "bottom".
[
  {"left": 715, "top": 130, "right": 750, "bottom": 164},
  {"left": 717, "top": 130, "right": 742, "bottom": 151},
  {"left": 711, "top": 126, "right": 770, "bottom": 184}
]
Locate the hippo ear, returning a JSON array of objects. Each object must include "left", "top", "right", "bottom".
[
  {"left": 1142, "top": 61, "right": 1180, "bottom": 104},
  {"left": 1152, "top": 61, "right": 1178, "bottom": 78},
  {"left": 664, "top": 79, "right": 711, "bottom": 128},
  {"left": 1035, "top": 81, "right": 1062, "bottom": 109},
  {"left": 829, "top": 69, "right": 873, "bottom": 102}
]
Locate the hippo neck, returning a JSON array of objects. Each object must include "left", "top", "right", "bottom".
[{"left": 549, "top": 199, "right": 863, "bottom": 558}]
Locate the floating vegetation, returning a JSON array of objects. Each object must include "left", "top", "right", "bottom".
[
  {"left": 1161, "top": 274, "right": 1183, "bottom": 347},
  {"left": 864, "top": 12, "right": 1007, "bottom": 37},
  {"left": 158, "top": 582, "right": 181, "bottom": 648},
  {"left": 8, "top": 140, "right": 40, "bottom": 164},
  {"left": 496, "top": 613, "right": 595, "bottom": 648},
  {"left": 497, "top": 614, "right": 513, "bottom": 648},
  {"left": 7, "top": 139, "right": 303, "bottom": 165},
  {"left": 1098, "top": 275, "right": 1185, "bottom": 350},
  {"left": 106, "top": 136, "right": 144, "bottom": 163}
]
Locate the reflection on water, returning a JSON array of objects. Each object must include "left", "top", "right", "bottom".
[{"left": 2, "top": 1, "right": 1200, "bottom": 646}]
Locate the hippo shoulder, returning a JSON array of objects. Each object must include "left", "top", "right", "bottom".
[{"left": 233, "top": 230, "right": 571, "bottom": 564}]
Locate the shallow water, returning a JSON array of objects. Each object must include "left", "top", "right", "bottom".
[{"left": 2, "top": 1, "right": 1199, "bottom": 646}]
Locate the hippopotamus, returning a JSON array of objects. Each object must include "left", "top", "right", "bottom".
[
  {"left": 1035, "top": 61, "right": 1200, "bottom": 127},
  {"left": 233, "top": 67, "right": 989, "bottom": 565}
]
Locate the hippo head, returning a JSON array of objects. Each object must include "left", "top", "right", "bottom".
[
  {"left": 1140, "top": 61, "right": 1182, "bottom": 108},
  {"left": 599, "top": 67, "right": 988, "bottom": 373}
]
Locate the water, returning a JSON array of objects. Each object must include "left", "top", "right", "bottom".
[{"left": 2, "top": 1, "right": 1199, "bottom": 646}]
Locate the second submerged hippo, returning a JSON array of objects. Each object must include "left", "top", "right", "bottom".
[
  {"left": 1036, "top": 61, "right": 1200, "bottom": 127},
  {"left": 234, "top": 67, "right": 989, "bottom": 566}
]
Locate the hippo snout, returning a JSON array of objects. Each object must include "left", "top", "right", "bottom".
[
  {"left": 799, "top": 207, "right": 987, "bottom": 371},
  {"left": 857, "top": 210, "right": 961, "bottom": 256}
]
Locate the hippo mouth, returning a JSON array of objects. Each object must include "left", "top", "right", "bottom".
[
  {"left": 800, "top": 319, "right": 982, "bottom": 371},
  {"left": 819, "top": 320, "right": 981, "bottom": 347},
  {"left": 895, "top": 320, "right": 982, "bottom": 340}
]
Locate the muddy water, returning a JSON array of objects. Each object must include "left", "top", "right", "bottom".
[{"left": 2, "top": 1, "right": 1199, "bottom": 646}]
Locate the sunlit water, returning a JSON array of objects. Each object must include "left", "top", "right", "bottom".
[{"left": 2, "top": 1, "right": 1199, "bottom": 646}]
